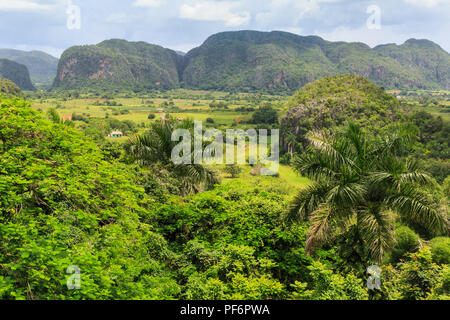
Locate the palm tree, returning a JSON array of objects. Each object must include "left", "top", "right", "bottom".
[
  {"left": 288, "top": 123, "right": 448, "bottom": 262},
  {"left": 125, "top": 117, "right": 218, "bottom": 196},
  {"left": 286, "top": 134, "right": 297, "bottom": 158}
]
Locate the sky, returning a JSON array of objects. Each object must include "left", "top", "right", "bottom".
[{"left": 0, "top": 0, "right": 449, "bottom": 58}]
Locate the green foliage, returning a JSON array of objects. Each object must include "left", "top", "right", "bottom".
[
  {"left": 420, "top": 158, "right": 450, "bottom": 184},
  {"left": 390, "top": 226, "right": 420, "bottom": 262},
  {"left": 382, "top": 248, "right": 448, "bottom": 300},
  {"left": 430, "top": 237, "right": 450, "bottom": 265},
  {"left": 209, "top": 101, "right": 229, "bottom": 109},
  {"left": 147, "top": 181, "right": 316, "bottom": 297},
  {"left": 224, "top": 164, "right": 242, "bottom": 178},
  {"left": 410, "top": 111, "right": 449, "bottom": 160},
  {"left": 0, "top": 95, "right": 179, "bottom": 299},
  {"left": 291, "top": 261, "right": 369, "bottom": 300},
  {"left": 443, "top": 176, "right": 450, "bottom": 198},
  {"left": 250, "top": 104, "right": 278, "bottom": 125},
  {"left": 0, "top": 79, "right": 22, "bottom": 97}
]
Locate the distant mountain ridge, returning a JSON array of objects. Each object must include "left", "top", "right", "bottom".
[
  {"left": 52, "top": 31, "right": 450, "bottom": 92},
  {"left": 0, "top": 59, "right": 35, "bottom": 91},
  {"left": 0, "top": 49, "right": 58, "bottom": 88}
]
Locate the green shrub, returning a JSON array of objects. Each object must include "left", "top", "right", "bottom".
[
  {"left": 391, "top": 226, "right": 420, "bottom": 262},
  {"left": 224, "top": 164, "right": 241, "bottom": 178},
  {"left": 443, "top": 176, "right": 450, "bottom": 198},
  {"left": 430, "top": 237, "right": 450, "bottom": 265}
]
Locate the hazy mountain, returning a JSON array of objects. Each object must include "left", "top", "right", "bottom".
[
  {"left": 53, "top": 39, "right": 183, "bottom": 91},
  {"left": 0, "top": 59, "right": 35, "bottom": 91},
  {"left": 0, "top": 49, "right": 58, "bottom": 88},
  {"left": 53, "top": 31, "right": 450, "bottom": 92}
]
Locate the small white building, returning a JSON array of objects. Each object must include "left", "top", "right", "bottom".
[{"left": 108, "top": 131, "right": 123, "bottom": 138}]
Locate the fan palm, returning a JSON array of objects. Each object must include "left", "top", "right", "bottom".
[
  {"left": 125, "top": 117, "right": 218, "bottom": 195},
  {"left": 288, "top": 123, "right": 448, "bottom": 262}
]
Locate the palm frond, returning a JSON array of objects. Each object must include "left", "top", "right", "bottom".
[
  {"left": 288, "top": 183, "right": 331, "bottom": 222},
  {"left": 326, "top": 183, "right": 366, "bottom": 208},
  {"left": 386, "top": 187, "right": 449, "bottom": 235},
  {"left": 358, "top": 207, "right": 395, "bottom": 262},
  {"left": 305, "top": 205, "right": 352, "bottom": 255},
  {"left": 305, "top": 205, "right": 334, "bottom": 255},
  {"left": 306, "top": 130, "right": 355, "bottom": 169}
]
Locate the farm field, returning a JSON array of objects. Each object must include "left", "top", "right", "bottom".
[{"left": 30, "top": 89, "right": 288, "bottom": 129}]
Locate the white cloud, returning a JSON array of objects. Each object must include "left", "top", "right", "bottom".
[
  {"left": 316, "top": 25, "right": 428, "bottom": 48},
  {"left": 404, "top": 0, "right": 448, "bottom": 8},
  {"left": 133, "top": 0, "right": 164, "bottom": 8},
  {"left": 0, "top": 0, "right": 52, "bottom": 10},
  {"left": 179, "top": 1, "right": 251, "bottom": 27},
  {"left": 168, "top": 43, "right": 197, "bottom": 53}
]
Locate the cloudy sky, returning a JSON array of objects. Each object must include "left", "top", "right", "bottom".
[{"left": 0, "top": 0, "right": 449, "bottom": 57}]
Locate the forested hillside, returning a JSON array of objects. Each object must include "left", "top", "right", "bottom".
[
  {"left": 281, "top": 74, "right": 402, "bottom": 149},
  {"left": 183, "top": 31, "right": 450, "bottom": 92},
  {"left": 0, "top": 59, "right": 35, "bottom": 91},
  {"left": 53, "top": 39, "right": 182, "bottom": 91}
]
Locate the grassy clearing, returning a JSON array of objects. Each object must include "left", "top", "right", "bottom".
[{"left": 219, "top": 164, "right": 310, "bottom": 197}]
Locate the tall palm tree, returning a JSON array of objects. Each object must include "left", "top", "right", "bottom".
[
  {"left": 125, "top": 117, "right": 218, "bottom": 196},
  {"left": 288, "top": 123, "right": 448, "bottom": 262}
]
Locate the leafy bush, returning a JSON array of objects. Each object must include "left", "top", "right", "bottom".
[
  {"left": 382, "top": 248, "right": 446, "bottom": 300},
  {"left": 0, "top": 78, "right": 21, "bottom": 96},
  {"left": 390, "top": 226, "right": 420, "bottom": 262},
  {"left": 443, "top": 176, "right": 450, "bottom": 198},
  {"left": 251, "top": 104, "right": 278, "bottom": 125},
  {"left": 430, "top": 237, "right": 450, "bottom": 265},
  {"left": 224, "top": 164, "right": 241, "bottom": 178},
  {"left": 291, "top": 261, "right": 368, "bottom": 300}
]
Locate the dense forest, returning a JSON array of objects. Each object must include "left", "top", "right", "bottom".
[{"left": 0, "top": 73, "right": 448, "bottom": 300}]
